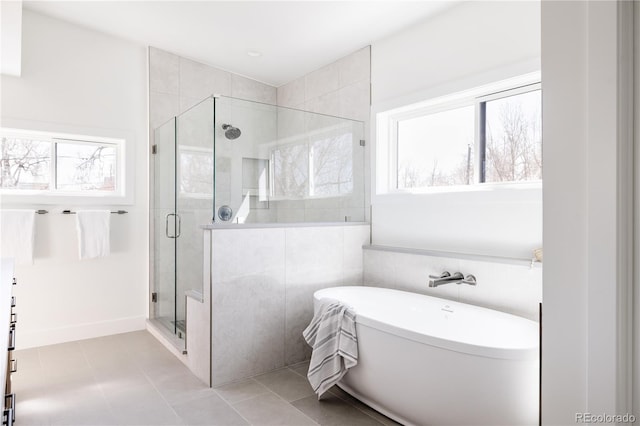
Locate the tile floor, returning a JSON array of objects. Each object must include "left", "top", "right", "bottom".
[{"left": 13, "top": 331, "right": 400, "bottom": 426}]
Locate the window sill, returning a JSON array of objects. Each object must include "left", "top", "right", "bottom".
[
  {"left": 379, "top": 180, "right": 541, "bottom": 195},
  {"left": 0, "top": 192, "right": 133, "bottom": 206},
  {"left": 373, "top": 181, "right": 542, "bottom": 205}
]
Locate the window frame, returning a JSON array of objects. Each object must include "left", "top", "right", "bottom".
[
  {"left": 380, "top": 77, "right": 541, "bottom": 195},
  {"left": 0, "top": 127, "right": 127, "bottom": 201}
]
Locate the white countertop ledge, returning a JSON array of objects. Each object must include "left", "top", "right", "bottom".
[{"left": 185, "top": 290, "right": 204, "bottom": 303}]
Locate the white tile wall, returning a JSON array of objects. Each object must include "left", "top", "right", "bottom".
[
  {"left": 338, "top": 47, "right": 370, "bottom": 88},
  {"left": 363, "top": 247, "right": 542, "bottom": 320},
  {"left": 179, "top": 57, "right": 231, "bottom": 100},
  {"left": 339, "top": 80, "right": 370, "bottom": 122},
  {"left": 277, "top": 77, "right": 305, "bottom": 108},
  {"left": 274, "top": 46, "right": 371, "bottom": 223},
  {"left": 150, "top": 92, "right": 179, "bottom": 129},
  {"left": 208, "top": 224, "right": 370, "bottom": 385},
  {"left": 149, "top": 48, "right": 179, "bottom": 95},
  {"left": 184, "top": 232, "right": 212, "bottom": 386},
  {"left": 231, "top": 74, "right": 277, "bottom": 105},
  {"left": 211, "top": 228, "right": 286, "bottom": 386},
  {"left": 277, "top": 46, "right": 370, "bottom": 122},
  {"left": 149, "top": 46, "right": 276, "bottom": 131},
  {"left": 305, "top": 62, "right": 340, "bottom": 100}
]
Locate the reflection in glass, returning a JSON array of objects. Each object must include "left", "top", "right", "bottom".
[
  {"left": 179, "top": 145, "right": 213, "bottom": 198},
  {"left": 272, "top": 142, "right": 309, "bottom": 199},
  {"left": 311, "top": 133, "right": 353, "bottom": 197}
]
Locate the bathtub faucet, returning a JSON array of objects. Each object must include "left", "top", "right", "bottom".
[{"left": 428, "top": 272, "right": 477, "bottom": 287}]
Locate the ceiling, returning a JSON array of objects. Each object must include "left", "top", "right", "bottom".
[{"left": 23, "top": 1, "right": 458, "bottom": 87}]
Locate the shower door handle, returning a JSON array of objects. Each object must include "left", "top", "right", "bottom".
[
  {"left": 166, "top": 213, "right": 177, "bottom": 238},
  {"left": 175, "top": 214, "right": 181, "bottom": 238}
]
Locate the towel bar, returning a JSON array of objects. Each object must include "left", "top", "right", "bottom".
[
  {"left": 62, "top": 210, "right": 127, "bottom": 215},
  {"left": 35, "top": 210, "right": 48, "bottom": 214}
]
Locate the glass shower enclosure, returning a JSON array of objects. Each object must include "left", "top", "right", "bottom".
[{"left": 151, "top": 95, "right": 366, "bottom": 340}]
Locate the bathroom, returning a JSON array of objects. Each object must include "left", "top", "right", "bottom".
[{"left": 0, "top": 1, "right": 637, "bottom": 425}]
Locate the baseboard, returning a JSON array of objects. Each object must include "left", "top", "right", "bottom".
[{"left": 17, "top": 316, "right": 147, "bottom": 349}]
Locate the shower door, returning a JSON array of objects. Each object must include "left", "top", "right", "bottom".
[
  {"left": 152, "top": 117, "right": 178, "bottom": 335},
  {"left": 152, "top": 98, "right": 214, "bottom": 339},
  {"left": 174, "top": 97, "right": 214, "bottom": 336}
]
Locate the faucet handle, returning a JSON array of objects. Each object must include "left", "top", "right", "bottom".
[
  {"left": 450, "top": 272, "right": 464, "bottom": 280},
  {"left": 461, "top": 274, "right": 477, "bottom": 285},
  {"left": 428, "top": 271, "right": 451, "bottom": 279}
]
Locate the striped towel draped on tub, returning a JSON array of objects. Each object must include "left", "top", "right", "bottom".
[{"left": 303, "top": 299, "right": 358, "bottom": 398}]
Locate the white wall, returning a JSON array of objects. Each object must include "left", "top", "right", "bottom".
[
  {"left": 370, "top": 1, "right": 541, "bottom": 258},
  {"left": 542, "top": 1, "right": 633, "bottom": 422},
  {"left": 0, "top": 0, "right": 22, "bottom": 76},
  {"left": 371, "top": 1, "right": 541, "bottom": 106},
  {"left": 0, "top": 10, "right": 148, "bottom": 348},
  {"left": 364, "top": 247, "right": 541, "bottom": 320}
]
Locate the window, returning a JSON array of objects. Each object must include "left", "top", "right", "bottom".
[
  {"left": 397, "top": 105, "right": 475, "bottom": 188},
  {"left": 0, "top": 128, "right": 124, "bottom": 196},
  {"left": 383, "top": 80, "right": 541, "bottom": 191},
  {"left": 483, "top": 89, "right": 542, "bottom": 183}
]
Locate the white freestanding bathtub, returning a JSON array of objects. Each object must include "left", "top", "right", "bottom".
[{"left": 313, "top": 286, "right": 539, "bottom": 426}]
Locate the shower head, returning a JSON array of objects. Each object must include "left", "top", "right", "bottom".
[{"left": 222, "top": 124, "right": 241, "bottom": 140}]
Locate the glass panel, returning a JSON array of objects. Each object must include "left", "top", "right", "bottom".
[
  {"left": 484, "top": 89, "right": 542, "bottom": 183},
  {"left": 55, "top": 140, "right": 117, "bottom": 191},
  {"left": 397, "top": 105, "right": 475, "bottom": 188},
  {"left": 311, "top": 132, "right": 353, "bottom": 197},
  {"left": 175, "top": 97, "right": 213, "bottom": 334},
  {"left": 272, "top": 142, "right": 308, "bottom": 199},
  {"left": 0, "top": 135, "right": 51, "bottom": 190},
  {"left": 214, "top": 96, "right": 278, "bottom": 224},
  {"left": 153, "top": 118, "right": 177, "bottom": 334},
  {"left": 214, "top": 96, "right": 366, "bottom": 224}
]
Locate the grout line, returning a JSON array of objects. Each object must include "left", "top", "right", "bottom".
[
  {"left": 241, "top": 369, "right": 319, "bottom": 425},
  {"left": 225, "top": 383, "right": 320, "bottom": 426},
  {"left": 212, "top": 378, "right": 270, "bottom": 405},
  {"left": 326, "top": 387, "right": 393, "bottom": 425},
  {"left": 211, "top": 387, "right": 256, "bottom": 426},
  {"left": 63, "top": 340, "right": 118, "bottom": 419}
]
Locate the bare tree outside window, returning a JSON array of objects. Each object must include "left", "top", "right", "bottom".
[
  {"left": 397, "top": 105, "right": 475, "bottom": 189},
  {"left": 1, "top": 131, "right": 123, "bottom": 195},
  {"left": 395, "top": 87, "right": 541, "bottom": 189},
  {"left": 485, "top": 90, "right": 542, "bottom": 183},
  {"left": 0, "top": 137, "right": 51, "bottom": 190},
  {"left": 56, "top": 141, "right": 117, "bottom": 191}
]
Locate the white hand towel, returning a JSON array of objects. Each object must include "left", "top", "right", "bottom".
[
  {"left": 0, "top": 209, "right": 36, "bottom": 265},
  {"left": 75, "top": 210, "right": 110, "bottom": 260}
]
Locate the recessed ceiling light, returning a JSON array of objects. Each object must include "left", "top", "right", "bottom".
[{"left": 246, "top": 50, "right": 262, "bottom": 58}]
